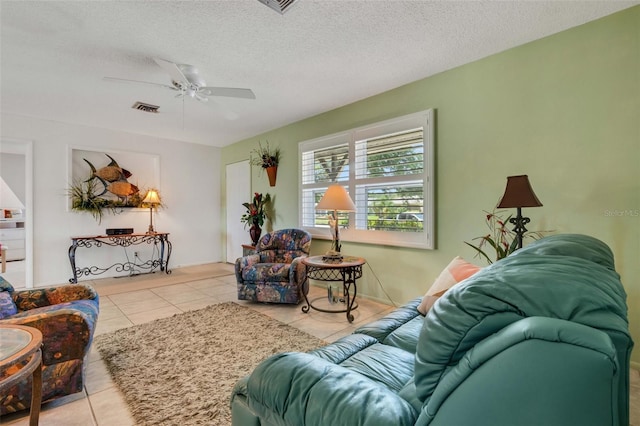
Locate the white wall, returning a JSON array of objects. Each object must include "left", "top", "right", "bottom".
[{"left": 1, "top": 113, "right": 222, "bottom": 286}]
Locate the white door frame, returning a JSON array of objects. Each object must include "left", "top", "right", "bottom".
[{"left": 0, "top": 139, "right": 33, "bottom": 288}]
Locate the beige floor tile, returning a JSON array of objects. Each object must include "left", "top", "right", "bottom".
[
  {"left": 95, "top": 303, "right": 124, "bottom": 321},
  {"left": 94, "top": 315, "right": 134, "bottom": 336},
  {"left": 152, "top": 287, "right": 209, "bottom": 305},
  {"left": 105, "top": 289, "right": 159, "bottom": 305},
  {"left": 287, "top": 313, "right": 356, "bottom": 340},
  {"left": 173, "top": 296, "right": 220, "bottom": 312},
  {"left": 97, "top": 296, "right": 115, "bottom": 307},
  {"left": 85, "top": 358, "right": 115, "bottom": 396},
  {"left": 2, "top": 393, "right": 95, "bottom": 426},
  {"left": 185, "top": 277, "right": 228, "bottom": 290},
  {"left": 126, "top": 304, "right": 182, "bottom": 324},
  {"left": 215, "top": 291, "right": 241, "bottom": 303},
  {"left": 115, "top": 296, "right": 172, "bottom": 316},
  {"left": 196, "top": 283, "right": 237, "bottom": 299},
  {"left": 89, "top": 387, "right": 135, "bottom": 426}
]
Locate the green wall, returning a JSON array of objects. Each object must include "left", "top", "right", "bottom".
[{"left": 222, "top": 7, "right": 640, "bottom": 364}]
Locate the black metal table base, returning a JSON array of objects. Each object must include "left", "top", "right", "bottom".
[
  {"left": 68, "top": 233, "right": 172, "bottom": 284},
  {"left": 302, "top": 264, "right": 362, "bottom": 323}
]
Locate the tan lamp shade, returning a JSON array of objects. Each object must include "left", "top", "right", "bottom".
[
  {"left": 315, "top": 184, "right": 356, "bottom": 211},
  {"left": 497, "top": 175, "right": 543, "bottom": 208},
  {"left": 142, "top": 189, "right": 161, "bottom": 205}
]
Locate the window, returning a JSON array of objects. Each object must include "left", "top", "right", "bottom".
[{"left": 299, "top": 110, "right": 434, "bottom": 249}]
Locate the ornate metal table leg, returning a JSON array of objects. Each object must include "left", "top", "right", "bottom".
[
  {"left": 164, "top": 236, "right": 172, "bottom": 274},
  {"left": 301, "top": 276, "right": 312, "bottom": 313},
  {"left": 343, "top": 268, "right": 357, "bottom": 323},
  {"left": 68, "top": 240, "right": 79, "bottom": 283}
]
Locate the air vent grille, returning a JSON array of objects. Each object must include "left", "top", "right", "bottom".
[
  {"left": 257, "top": 0, "right": 299, "bottom": 14},
  {"left": 132, "top": 102, "right": 160, "bottom": 113}
]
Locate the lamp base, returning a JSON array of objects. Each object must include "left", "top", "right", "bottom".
[
  {"left": 146, "top": 225, "right": 155, "bottom": 235},
  {"left": 322, "top": 251, "right": 343, "bottom": 263}
]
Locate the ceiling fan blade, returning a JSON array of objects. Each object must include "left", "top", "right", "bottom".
[
  {"left": 153, "top": 57, "right": 190, "bottom": 85},
  {"left": 103, "top": 76, "right": 177, "bottom": 91},
  {"left": 204, "top": 98, "right": 240, "bottom": 120},
  {"left": 199, "top": 87, "right": 256, "bottom": 100}
]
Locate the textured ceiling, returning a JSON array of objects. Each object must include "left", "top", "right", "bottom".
[{"left": 1, "top": 1, "right": 637, "bottom": 147}]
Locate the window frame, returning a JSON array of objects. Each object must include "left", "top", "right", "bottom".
[{"left": 298, "top": 109, "right": 435, "bottom": 250}]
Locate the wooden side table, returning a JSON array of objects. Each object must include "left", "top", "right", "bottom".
[
  {"left": 1, "top": 246, "right": 6, "bottom": 273},
  {"left": 302, "top": 255, "right": 366, "bottom": 322},
  {"left": 0, "top": 324, "right": 43, "bottom": 426},
  {"left": 241, "top": 244, "right": 256, "bottom": 256}
]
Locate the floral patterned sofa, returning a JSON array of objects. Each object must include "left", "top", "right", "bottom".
[
  {"left": 236, "top": 228, "right": 311, "bottom": 304},
  {"left": 0, "top": 276, "right": 99, "bottom": 415}
]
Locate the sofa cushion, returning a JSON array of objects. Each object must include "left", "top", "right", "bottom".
[
  {"left": 417, "top": 256, "right": 481, "bottom": 315},
  {"left": 242, "top": 263, "right": 291, "bottom": 282},
  {"left": 0, "top": 292, "right": 17, "bottom": 319}
]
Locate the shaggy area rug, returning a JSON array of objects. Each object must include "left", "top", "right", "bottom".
[{"left": 94, "top": 302, "right": 326, "bottom": 425}]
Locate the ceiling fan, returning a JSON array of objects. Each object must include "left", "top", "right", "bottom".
[{"left": 104, "top": 58, "right": 255, "bottom": 118}]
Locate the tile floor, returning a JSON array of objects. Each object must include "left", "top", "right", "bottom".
[{"left": 2, "top": 262, "right": 639, "bottom": 425}]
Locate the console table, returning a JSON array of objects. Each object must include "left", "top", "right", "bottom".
[
  {"left": 301, "top": 255, "right": 366, "bottom": 323},
  {"left": 68, "top": 233, "right": 172, "bottom": 283}
]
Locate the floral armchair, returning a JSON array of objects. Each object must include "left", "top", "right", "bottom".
[
  {"left": 236, "top": 228, "right": 312, "bottom": 304},
  {"left": 0, "top": 276, "right": 99, "bottom": 415}
]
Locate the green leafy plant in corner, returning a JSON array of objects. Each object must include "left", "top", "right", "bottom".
[{"left": 464, "top": 209, "right": 546, "bottom": 264}]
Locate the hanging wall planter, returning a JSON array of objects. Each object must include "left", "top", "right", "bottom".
[
  {"left": 266, "top": 166, "right": 278, "bottom": 187},
  {"left": 250, "top": 141, "right": 281, "bottom": 187}
]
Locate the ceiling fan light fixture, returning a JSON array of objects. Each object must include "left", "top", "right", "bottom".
[{"left": 257, "top": 0, "right": 299, "bottom": 14}]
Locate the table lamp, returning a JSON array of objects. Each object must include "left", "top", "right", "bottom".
[
  {"left": 142, "top": 189, "right": 161, "bottom": 234},
  {"left": 315, "top": 184, "right": 356, "bottom": 261},
  {"left": 496, "top": 175, "right": 543, "bottom": 249}
]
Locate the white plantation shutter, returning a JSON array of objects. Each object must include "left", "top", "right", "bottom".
[{"left": 299, "top": 110, "right": 434, "bottom": 249}]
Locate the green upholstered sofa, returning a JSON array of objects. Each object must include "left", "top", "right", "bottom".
[{"left": 231, "top": 234, "right": 633, "bottom": 426}]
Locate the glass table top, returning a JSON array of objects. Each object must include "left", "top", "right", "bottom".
[{"left": 0, "top": 327, "right": 32, "bottom": 361}]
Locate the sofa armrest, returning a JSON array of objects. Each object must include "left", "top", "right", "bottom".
[
  {"left": 418, "top": 317, "right": 619, "bottom": 426},
  {"left": 289, "top": 256, "right": 307, "bottom": 287},
  {"left": 13, "top": 284, "right": 98, "bottom": 311},
  {"left": 235, "top": 254, "right": 261, "bottom": 282},
  {"left": 1, "top": 299, "right": 99, "bottom": 365},
  {"left": 241, "top": 352, "right": 418, "bottom": 426}
]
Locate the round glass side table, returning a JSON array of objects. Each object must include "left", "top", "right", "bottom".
[
  {"left": 0, "top": 324, "right": 43, "bottom": 426},
  {"left": 302, "top": 255, "right": 366, "bottom": 323}
]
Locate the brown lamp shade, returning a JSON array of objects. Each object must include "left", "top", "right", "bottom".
[{"left": 497, "top": 175, "right": 543, "bottom": 208}]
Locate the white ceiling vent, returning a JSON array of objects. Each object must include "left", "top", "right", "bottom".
[
  {"left": 132, "top": 102, "right": 160, "bottom": 113},
  {"left": 257, "top": 0, "right": 299, "bottom": 14}
]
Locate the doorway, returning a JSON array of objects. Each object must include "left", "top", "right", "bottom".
[{"left": 0, "top": 139, "right": 33, "bottom": 288}]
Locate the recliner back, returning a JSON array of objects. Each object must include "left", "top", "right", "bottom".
[{"left": 256, "top": 228, "right": 311, "bottom": 263}]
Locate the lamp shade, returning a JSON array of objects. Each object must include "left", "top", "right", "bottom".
[
  {"left": 142, "top": 189, "right": 161, "bottom": 205},
  {"left": 497, "top": 175, "right": 543, "bottom": 208},
  {"left": 315, "top": 184, "right": 356, "bottom": 211}
]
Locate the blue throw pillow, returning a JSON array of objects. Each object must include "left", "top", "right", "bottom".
[{"left": 0, "top": 291, "right": 17, "bottom": 319}]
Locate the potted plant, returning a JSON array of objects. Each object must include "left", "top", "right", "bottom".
[
  {"left": 464, "top": 209, "right": 546, "bottom": 264},
  {"left": 249, "top": 141, "right": 280, "bottom": 186},
  {"left": 241, "top": 192, "right": 271, "bottom": 245}
]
